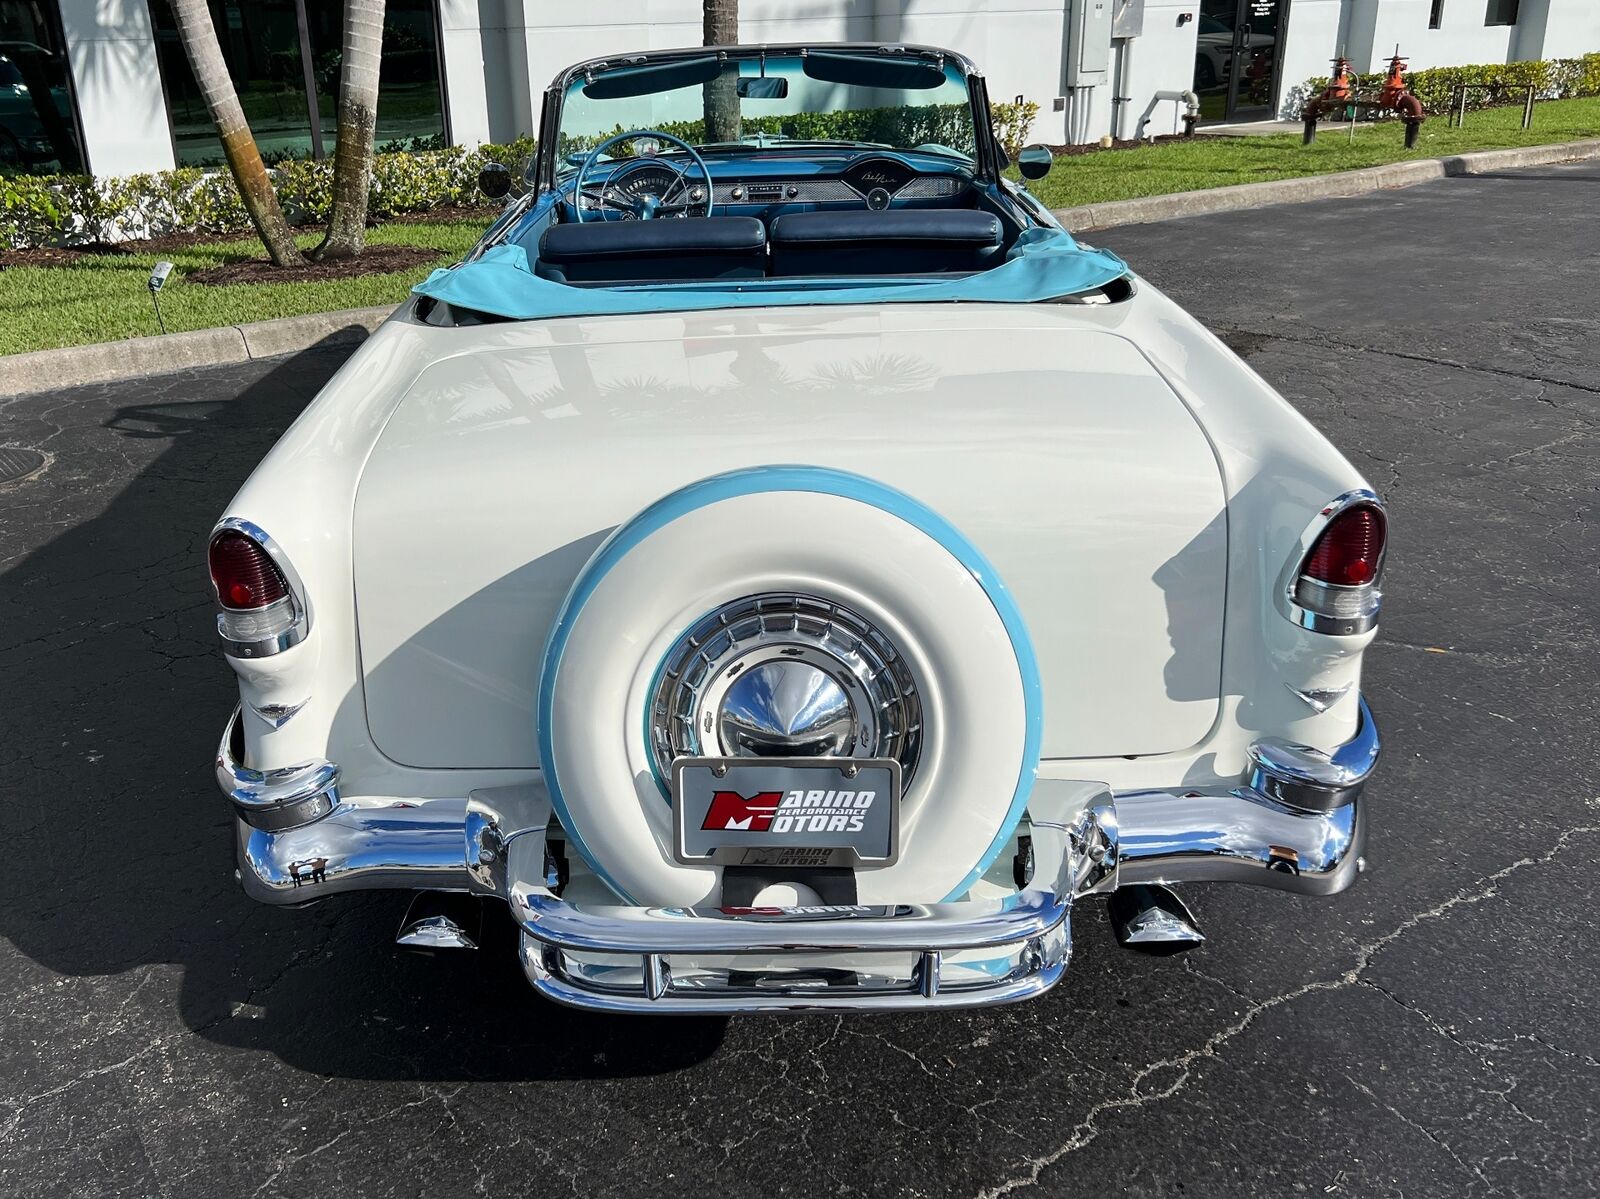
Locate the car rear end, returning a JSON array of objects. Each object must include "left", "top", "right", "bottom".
[{"left": 209, "top": 290, "right": 1385, "bottom": 1011}]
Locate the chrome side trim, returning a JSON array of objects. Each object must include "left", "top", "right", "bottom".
[
  {"left": 249, "top": 698, "right": 308, "bottom": 729},
  {"left": 209, "top": 517, "right": 312, "bottom": 659},
  {"left": 1281, "top": 489, "right": 1386, "bottom": 636},
  {"left": 1282, "top": 681, "right": 1352, "bottom": 715},
  {"left": 215, "top": 705, "right": 339, "bottom": 832},
  {"left": 1248, "top": 695, "right": 1380, "bottom": 812}
]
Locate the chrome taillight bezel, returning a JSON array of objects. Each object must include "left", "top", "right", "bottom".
[
  {"left": 208, "top": 518, "right": 312, "bottom": 658},
  {"left": 1283, "top": 489, "right": 1386, "bottom": 636}
]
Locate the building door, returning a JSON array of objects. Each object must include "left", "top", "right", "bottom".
[{"left": 1194, "top": 0, "right": 1290, "bottom": 123}]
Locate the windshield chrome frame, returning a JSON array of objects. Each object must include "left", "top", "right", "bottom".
[{"left": 529, "top": 43, "right": 997, "bottom": 194}]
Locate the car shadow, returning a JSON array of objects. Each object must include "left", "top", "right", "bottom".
[{"left": 0, "top": 332, "right": 728, "bottom": 1081}]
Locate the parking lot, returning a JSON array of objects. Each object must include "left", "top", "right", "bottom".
[{"left": 2, "top": 161, "right": 1597, "bottom": 1198}]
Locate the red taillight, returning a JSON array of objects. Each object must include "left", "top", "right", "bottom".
[
  {"left": 1303, "top": 505, "right": 1386, "bottom": 587},
  {"left": 209, "top": 531, "right": 288, "bottom": 610}
]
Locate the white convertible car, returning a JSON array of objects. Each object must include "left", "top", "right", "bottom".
[{"left": 212, "top": 43, "right": 1384, "bottom": 1012}]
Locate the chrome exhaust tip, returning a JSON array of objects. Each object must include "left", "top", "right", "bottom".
[
  {"left": 396, "top": 891, "right": 484, "bottom": 951},
  {"left": 1107, "top": 884, "right": 1204, "bottom": 955}
]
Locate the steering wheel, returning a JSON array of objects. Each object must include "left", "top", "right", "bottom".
[{"left": 573, "top": 130, "right": 715, "bottom": 223}]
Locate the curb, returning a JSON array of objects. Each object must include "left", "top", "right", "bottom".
[
  {"left": 1051, "top": 137, "right": 1600, "bottom": 231},
  {"left": 0, "top": 304, "right": 396, "bottom": 397}
]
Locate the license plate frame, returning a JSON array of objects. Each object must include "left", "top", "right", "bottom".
[{"left": 672, "top": 757, "right": 901, "bottom": 868}]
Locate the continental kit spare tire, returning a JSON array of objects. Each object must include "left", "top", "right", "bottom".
[{"left": 536, "top": 466, "right": 1042, "bottom": 907}]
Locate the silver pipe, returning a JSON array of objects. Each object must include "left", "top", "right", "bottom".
[{"left": 1136, "top": 89, "right": 1201, "bottom": 140}]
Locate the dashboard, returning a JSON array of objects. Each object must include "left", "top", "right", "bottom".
[{"left": 573, "top": 150, "right": 972, "bottom": 220}]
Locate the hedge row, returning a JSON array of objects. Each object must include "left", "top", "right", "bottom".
[
  {"left": 1, "top": 101, "right": 1036, "bottom": 249},
  {"left": 0, "top": 137, "right": 534, "bottom": 248},
  {"left": 1298, "top": 52, "right": 1600, "bottom": 116},
  {"left": 563, "top": 99, "right": 1036, "bottom": 160}
]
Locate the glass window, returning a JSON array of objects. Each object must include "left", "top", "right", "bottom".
[
  {"left": 1484, "top": 0, "right": 1519, "bottom": 25},
  {"left": 149, "top": 0, "right": 446, "bottom": 167},
  {"left": 303, "top": 0, "right": 446, "bottom": 153},
  {"left": 0, "top": 0, "right": 85, "bottom": 174},
  {"left": 556, "top": 52, "right": 977, "bottom": 175},
  {"left": 1429, "top": 0, "right": 1445, "bottom": 28}
]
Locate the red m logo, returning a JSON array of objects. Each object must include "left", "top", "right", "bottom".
[{"left": 702, "top": 790, "right": 783, "bottom": 832}]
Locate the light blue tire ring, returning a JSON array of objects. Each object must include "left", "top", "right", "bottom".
[{"left": 537, "top": 466, "right": 1043, "bottom": 906}]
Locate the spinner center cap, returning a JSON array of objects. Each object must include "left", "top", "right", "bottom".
[{"left": 717, "top": 659, "right": 857, "bottom": 758}]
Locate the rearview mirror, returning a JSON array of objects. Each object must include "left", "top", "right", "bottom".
[
  {"left": 737, "top": 76, "right": 788, "bottom": 99},
  {"left": 478, "top": 162, "right": 513, "bottom": 200},
  {"left": 1017, "top": 144, "right": 1054, "bottom": 181}
]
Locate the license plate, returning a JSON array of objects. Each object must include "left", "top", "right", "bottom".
[{"left": 673, "top": 757, "right": 900, "bottom": 868}]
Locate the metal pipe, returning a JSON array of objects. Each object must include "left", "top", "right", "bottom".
[
  {"left": 1110, "top": 38, "right": 1130, "bottom": 142},
  {"left": 1135, "top": 89, "right": 1200, "bottom": 141}
]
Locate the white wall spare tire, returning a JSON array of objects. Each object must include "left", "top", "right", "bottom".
[{"left": 537, "top": 466, "right": 1042, "bottom": 907}]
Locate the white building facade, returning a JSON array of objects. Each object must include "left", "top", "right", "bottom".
[{"left": 18, "top": 0, "right": 1600, "bottom": 178}]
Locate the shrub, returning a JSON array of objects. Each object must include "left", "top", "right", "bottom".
[
  {"left": 1296, "top": 52, "right": 1600, "bottom": 117},
  {"left": 0, "top": 135, "right": 538, "bottom": 248},
  {"left": 991, "top": 100, "right": 1041, "bottom": 160}
]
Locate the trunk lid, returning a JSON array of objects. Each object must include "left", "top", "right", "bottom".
[{"left": 354, "top": 307, "right": 1226, "bottom": 767}]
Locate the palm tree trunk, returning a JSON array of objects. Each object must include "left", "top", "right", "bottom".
[
  {"left": 313, "top": 0, "right": 387, "bottom": 261},
  {"left": 169, "top": 0, "right": 305, "bottom": 267},
  {"left": 702, "top": 0, "right": 740, "bottom": 143}
]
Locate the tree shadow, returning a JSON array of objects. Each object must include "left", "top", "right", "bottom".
[{"left": 0, "top": 332, "right": 726, "bottom": 1081}]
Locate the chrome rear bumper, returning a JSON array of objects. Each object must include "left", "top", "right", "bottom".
[{"left": 222, "top": 699, "right": 1379, "bottom": 1012}]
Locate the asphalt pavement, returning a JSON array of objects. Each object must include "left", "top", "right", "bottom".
[{"left": 2, "top": 161, "right": 1597, "bottom": 1198}]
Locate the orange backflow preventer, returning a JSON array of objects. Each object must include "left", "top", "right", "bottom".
[{"left": 1302, "top": 49, "right": 1424, "bottom": 146}]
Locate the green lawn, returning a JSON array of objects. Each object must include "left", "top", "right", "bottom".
[
  {"left": 0, "top": 220, "right": 485, "bottom": 356},
  {"left": 1022, "top": 94, "right": 1600, "bottom": 209},
  {"left": 7, "top": 96, "right": 1597, "bottom": 357}
]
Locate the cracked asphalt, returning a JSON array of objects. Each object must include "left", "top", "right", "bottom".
[{"left": 3, "top": 159, "right": 1598, "bottom": 1198}]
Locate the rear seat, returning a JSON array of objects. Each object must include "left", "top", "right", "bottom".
[
  {"left": 537, "top": 216, "right": 768, "bottom": 284},
  {"left": 769, "top": 209, "right": 1005, "bottom": 277}
]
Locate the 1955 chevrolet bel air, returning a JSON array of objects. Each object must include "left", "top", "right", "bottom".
[{"left": 210, "top": 42, "right": 1384, "bottom": 1012}]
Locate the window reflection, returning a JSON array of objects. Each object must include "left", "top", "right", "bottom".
[
  {"left": 0, "top": 1, "right": 84, "bottom": 173},
  {"left": 149, "top": 0, "right": 446, "bottom": 167}
]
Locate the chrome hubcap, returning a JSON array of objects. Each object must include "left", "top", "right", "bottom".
[
  {"left": 718, "top": 659, "right": 856, "bottom": 758},
  {"left": 649, "top": 593, "right": 922, "bottom": 783}
]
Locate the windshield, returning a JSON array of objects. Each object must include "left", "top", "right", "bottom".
[{"left": 554, "top": 51, "right": 976, "bottom": 175}]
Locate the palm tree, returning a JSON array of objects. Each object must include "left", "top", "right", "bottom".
[
  {"left": 313, "top": 0, "right": 387, "bottom": 260},
  {"left": 702, "top": 0, "right": 740, "bottom": 142},
  {"left": 168, "top": 0, "right": 305, "bottom": 267}
]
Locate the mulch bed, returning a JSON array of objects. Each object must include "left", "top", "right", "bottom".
[{"left": 187, "top": 244, "right": 442, "bottom": 285}]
